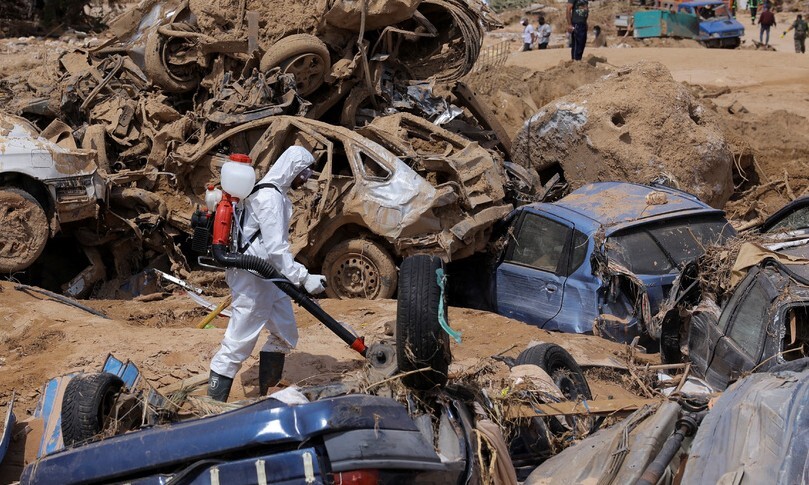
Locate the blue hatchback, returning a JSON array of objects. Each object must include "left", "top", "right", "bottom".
[{"left": 492, "top": 182, "right": 735, "bottom": 343}]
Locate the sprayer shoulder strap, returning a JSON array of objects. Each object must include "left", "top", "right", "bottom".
[{"left": 237, "top": 183, "right": 281, "bottom": 253}]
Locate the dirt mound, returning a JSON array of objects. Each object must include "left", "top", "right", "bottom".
[
  {"left": 464, "top": 58, "right": 610, "bottom": 138},
  {"left": 718, "top": 108, "right": 809, "bottom": 221},
  {"left": 511, "top": 61, "right": 735, "bottom": 208}
]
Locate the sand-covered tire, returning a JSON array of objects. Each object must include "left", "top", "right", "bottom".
[
  {"left": 396, "top": 254, "right": 451, "bottom": 390},
  {"left": 144, "top": 31, "right": 200, "bottom": 93},
  {"left": 0, "top": 188, "right": 49, "bottom": 273},
  {"left": 260, "top": 34, "right": 330, "bottom": 97},
  {"left": 61, "top": 372, "right": 124, "bottom": 446},
  {"left": 516, "top": 343, "right": 592, "bottom": 401},
  {"left": 323, "top": 239, "right": 397, "bottom": 300},
  {"left": 340, "top": 87, "right": 386, "bottom": 129}
]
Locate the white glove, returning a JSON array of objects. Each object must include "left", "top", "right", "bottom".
[{"left": 303, "top": 274, "right": 327, "bottom": 295}]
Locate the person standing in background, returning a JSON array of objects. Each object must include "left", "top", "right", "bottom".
[
  {"left": 783, "top": 14, "right": 808, "bottom": 53},
  {"left": 537, "top": 15, "right": 552, "bottom": 49},
  {"left": 567, "top": 0, "right": 589, "bottom": 60},
  {"left": 758, "top": 6, "right": 776, "bottom": 45},
  {"left": 521, "top": 18, "right": 537, "bottom": 51},
  {"left": 749, "top": 0, "right": 760, "bottom": 24}
]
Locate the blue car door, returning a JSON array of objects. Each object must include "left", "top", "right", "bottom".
[{"left": 495, "top": 211, "right": 575, "bottom": 328}]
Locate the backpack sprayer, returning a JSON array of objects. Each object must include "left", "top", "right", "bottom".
[{"left": 190, "top": 153, "right": 368, "bottom": 357}]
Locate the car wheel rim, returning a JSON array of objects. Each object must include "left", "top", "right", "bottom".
[
  {"left": 330, "top": 252, "right": 381, "bottom": 299},
  {"left": 162, "top": 36, "right": 198, "bottom": 83},
  {"left": 283, "top": 53, "right": 326, "bottom": 96}
]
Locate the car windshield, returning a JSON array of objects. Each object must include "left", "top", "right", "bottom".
[{"left": 607, "top": 216, "right": 734, "bottom": 275}]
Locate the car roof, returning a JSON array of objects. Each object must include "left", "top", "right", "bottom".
[
  {"left": 522, "top": 182, "right": 724, "bottom": 235},
  {"left": 679, "top": 1, "right": 726, "bottom": 7}
]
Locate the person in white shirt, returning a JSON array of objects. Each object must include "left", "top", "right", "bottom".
[
  {"left": 537, "top": 15, "right": 552, "bottom": 49},
  {"left": 521, "top": 18, "right": 537, "bottom": 51}
]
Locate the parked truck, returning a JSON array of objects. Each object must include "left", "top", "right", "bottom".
[{"left": 629, "top": 0, "right": 744, "bottom": 48}]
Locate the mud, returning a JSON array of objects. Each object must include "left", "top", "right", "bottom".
[{"left": 510, "top": 61, "right": 734, "bottom": 208}]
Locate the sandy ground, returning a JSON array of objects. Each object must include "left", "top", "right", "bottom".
[
  {"left": 0, "top": 279, "right": 645, "bottom": 481},
  {"left": 508, "top": 46, "right": 809, "bottom": 118}
]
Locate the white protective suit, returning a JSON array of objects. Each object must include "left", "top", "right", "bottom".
[{"left": 210, "top": 146, "right": 316, "bottom": 378}]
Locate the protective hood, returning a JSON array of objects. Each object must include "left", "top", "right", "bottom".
[{"left": 258, "top": 146, "right": 315, "bottom": 193}]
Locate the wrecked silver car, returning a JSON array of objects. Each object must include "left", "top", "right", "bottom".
[
  {"left": 0, "top": 113, "right": 105, "bottom": 274},
  {"left": 176, "top": 114, "right": 513, "bottom": 299}
]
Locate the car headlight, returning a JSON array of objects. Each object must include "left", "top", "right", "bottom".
[{"left": 710, "top": 32, "right": 721, "bottom": 38}]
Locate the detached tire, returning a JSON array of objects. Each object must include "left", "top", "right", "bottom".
[
  {"left": 323, "top": 239, "right": 397, "bottom": 300},
  {"left": 0, "top": 188, "right": 49, "bottom": 273},
  {"left": 396, "top": 254, "right": 451, "bottom": 390},
  {"left": 144, "top": 31, "right": 200, "bottom": 93},
  {"left": 516, "top": 343, "right": 592, "bottom": 401},
  {"left": 61, "top": 372, "right": 124, "bottom": 446},
  {"left": 259, "top": 34, "right": 330, "bottom": 97}
]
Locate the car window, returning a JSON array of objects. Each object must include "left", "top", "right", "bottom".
[
  {"left": 726, "top": 278, "right": 770, "bottom": 359},
  {"left": 769, "top": 207, "right": 809, "bottom": 233},
  {"left": 357, "top": 151, "right": 391, "bottom": 180},
  {"left": 648, "top": 218, "right": 734, "bottom": 266},
  {"left": 607, "top": 231, "right": 673, "bottom": 274},
  {"left": 506, "top": 213, "right": 571, "bottom": 274},
  {"left": 569, "top": 229, "right": 589, "bottom": 275},
  {"left": 607, "top": 216, "right": 733, "bottom": 275}
]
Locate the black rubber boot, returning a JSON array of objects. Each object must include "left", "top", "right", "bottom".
[
  {"left": 259, "top": 352, "right": 285, "bottom": 395},
  {"left": 207, "top": 370, "right": 233, "bottom": 402}
]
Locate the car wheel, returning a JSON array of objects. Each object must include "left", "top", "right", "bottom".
[
  {"left": 323, "top": 239, "right": 397, "bottom": 300},
  {"left": 396, "top": 254, "right": 451, "bottom": 390},
  {"left": 61, "top": 372, "right": 125, "bottom": 446},
  {"left": 517, "top": 343, "right": 598, "bottom": 436},
  {"left": 0, "top": 188, "right": 49, "bottom": 273},
  {"left": 144, "top": 30, "right": 201, "bottom": 93},
  {"left": 259, "top": 34, "right": 330, "bottom": 97},
  {"left": 516, "top": 343, "right": 592, "bottom": 401}
]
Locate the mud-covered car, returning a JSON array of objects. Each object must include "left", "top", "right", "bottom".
[
  {"left": 455, "top": 182, "right": 736, "bottom": 344},
  {"left": 98, "top": 0, "right": 495, "bottom": 118},
  {"left": 175, "top": 114, "right": 513, "bottom": 299},
  {"left": 0, "top": 113, "right": 105, "bottom": 274}
]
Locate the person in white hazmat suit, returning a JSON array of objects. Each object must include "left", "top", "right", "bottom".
[{"left": 208, "top": 146, "right": 327, "bottom": 402}]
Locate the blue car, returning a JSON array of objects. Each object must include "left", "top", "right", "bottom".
[
  {"left": 490, "top": 182, "right": 735, "bottom": 343},
  {"left": 18, "top": 355, "right": 475, "bottom": 485},
  {"left": 677, "top": 1, "right": 745, "bottom": 48}
]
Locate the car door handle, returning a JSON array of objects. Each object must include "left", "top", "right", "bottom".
[{"left": 545, "top": 284, "right": 558, "bottom": 293}]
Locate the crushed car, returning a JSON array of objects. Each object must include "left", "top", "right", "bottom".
[
  {"left": 0, "top": 113, "right": 105, "bottom": 275},
  {"left": 169, "top": 113, "right": 516, "bottom": 299},
  {"left": 656, "top": 199, "right": 809, "bottom": 390},
  {"left": 452, "top": 182, "right": 736, "bottom": 345}
]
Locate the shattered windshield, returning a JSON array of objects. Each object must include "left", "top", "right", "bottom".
[{"left": 607, "top": 216, "right": 734, "bottom": 275}]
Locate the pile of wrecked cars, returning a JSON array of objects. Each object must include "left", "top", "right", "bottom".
[{"left": 0, "top": 0, "right": 532, "bottom": 300}]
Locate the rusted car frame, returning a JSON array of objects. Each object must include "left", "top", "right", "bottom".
[{"left": 173, "top": 114, "right": 512, "bottom": 299}]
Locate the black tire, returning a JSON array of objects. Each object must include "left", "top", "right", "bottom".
[
  {"left": 61, "top": 372, "right": 125, "bottom": 446},
  {"left": 396, "top": 254, "right": 451, "bottom": 390},
  {"left": 144, "top": 31, "right": 200, "bottom": 93},
  {"left": 0, "top": 187, "right": 49, "bottom": 273},
  {"left": 516, "top": 343, "right": 592, "bottom": 401},
  {"left": 322, "top": 239, "right": 398, "bottom": 300},
  {"left": 259, "top": 34, "right": 330, "bottom": 97}
]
